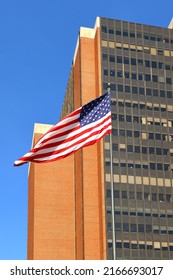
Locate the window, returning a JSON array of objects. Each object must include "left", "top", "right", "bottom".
[
  {"left": 147, "top": 245, "right": 153, "bottom": 250},
  {"left": 163, "top": 149, "right": 168, "bottom": 156},
  {"left": 149, "top": 147, "right": 154, "bottom": 154},
  {"left": 111, "top": 84, "right": 116, "bottom": 91},
  {"left": 157, "top": 163, "right": 163, "bottom": 170},
  {"left": 166, "top": 194, "right": 171, "bottom": 202},
  {"left": 132, "top": 86, "right": 138, "bottom": 94},
  {"left": 110, "top": 70, "right": 115, "bottom": 76},
  {"left": 145, "top": 74, "right": 151, "bottom": 81},
  {"left": 131, "top": 58, "right": 136, "bottom": 65},
  {"left": 145, "top": 60, "right": 150, "bottom": 67},
  {"left": 167, "top": 91, "right": 172, "bottom": 98},
  {"left": 117, "top": 56, "right": 122, "bottom": 63},
  {"left": 126, "top": 116, "right": 132, "bottom": 122},
  {"left": 115, "top": 223, "right": 121, "bottom": 231},
  {"left": 120, "top": 129, "right": 125, "bottom": 136},
  {"left": 123, "top": 30, "right": 128, "bottom": 36},
  {"left": 156, "top": 148, "right": 162, "bottom": 155},
  {"left": 129, "top": 191, "right": 135, "bottom": 199},
  {"left": 144, "top": 34, "right": 149, "bottom": 40},
  {"left": 152, "top": 193, "right": 157, "bottom": 201},
  {"left": 101, "top": 26, "right": 107, "bottom": 33},
  {"left": 131, "top": 73, "right": 137, "bottom": 80},
  {"left": 125, "top": 85, "right": 130, "bottom": 93},
  {"left": 139, "top": 244, "right": 145, "bottom": 250},
  {"left": 109, "top": 29, "right": 114, "bottom": 34},
  {"left": 112, "top": 129, "right": 118, "bottom": 135},
  {"left": 131, "top": 243, "right": 138, "bottom": 249},
  {"left": 158, "top": 62, "right": 163, "bottom": 69},
  {"left": 123, "top": 224, "right": 129, "bottom": 232},
  {"left": 159, "top": 193, "right": 164, "bottom": 201},
  {"left": 117, "top": 71, "right": 123, "bottom": 77},
  {"left": 107, "top": 190, "right": 111, "bottom": 197},
  {"left": 133, "top": 116, "right": 139, "bottom": 123},
  {"left": 130, "top": 32, "right": 135, "bottom": 38},
  {"left": 138, "top": 59, "right": 143, "bottom": 66},
  {"left": 102, "top": 54, "right": 108, "bottom": 61},
  {"left": 152, "top": 75, "right": 158, "bottom": 82},
  {"left": 112, "top": 114, "right": 117, "bottom": 120},
  {"left": 124, "top": 242, "right": 130, "bottom": 248},
  {"left": 144, "top": 192, "right": 149, "bottom": 200},
  {"left": 150, "top": 163, "right": 155, "bottom": 170},
  {"left": 139, "top": 104, "right": 145, "bottom": 110},
  {"left": 124, "top": 72, "right": 130, "bottom": 79},
  {"left": 155, "top": 134, "right": 161, "bottom": 141},
  {"left": 142, "top": 147, "right": 147, "bottom": 153},
  {"left": 131, "top": 224, "right": 137, "bottom": 232},
  {"left": 139, "top": 87, "right": 144, "bottom": 95},
  {"left": 127, "top": 130, "right": 132, "bottom": 137},
  {"left": 165, "top": 64, "right": 171, "bottom": 70},
  {"left": 124, "top": 57, "right": 129, "bottom": 64},
  {"left": 160, "top": 90, "right": 165, "bottom": 97},
  {"left": 122, "top": 191, "right": 127, "bottom": 199},
  {"left": 152, "top": 61, "right": 157, "bottom": 68},
  {"left": 114, "top": 190, "right": 120, "bottom": 198},
  {"left": 126, "top": 102, "right": 131, "bottom": 108},
  {"left": 134, "top": 131, "right": 139, "bottom": 138},
  {"left": 137, "top": 33, "right": 142, "bottom": 38},
  {"left": 113, "top": 144, "right": 118, "bottom": 151},
  {"left": 116, "top": 30, "right": 121, "bottom": 36},
  {"left": 138, "top": 74, "right": 143, "bottom": 80},
  {"left": 118, "top": 84, "right": 123, "bottom": 92},
  {"left": 110, "top": 55, "right": 115, "bottom": 62},
  {"left": 127, "top": 145, "right": 133, "bottom": 152},
  {"left": 164, "top": 164, "right": 169, "bottom": 171},
  {"left": 104, "top": 69, "right": 108, "bottom": 76},
  {"left": 150, "top": 35, "right": 156, "bottom": 41},
  {"left": 116, "top": 242, "right": 122, "bottom": 248},
  {"left": 153, "top": 89, "right": 158, "bottom": 96},
  {"left": 166, "top": 78, "right": 172, "bottom": 84},
  {"left": 146, "top": 88, "right": 152, "bottom": 96},
  {"left": 158, "top": 50, "right": 164, "bottom": 55},
  {"left": 137, "top": 192, "right": 142, "bottom": 200},
  {"left": 111, "top": 100, "right": 117, "bottom": 106},
  {"left": 138, "top": 224, "right": 144, "bottom": 232}
]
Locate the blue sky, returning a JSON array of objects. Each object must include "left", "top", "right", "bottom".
[{"left": 0, "top": 0, "right": 173, "bottom": 260}]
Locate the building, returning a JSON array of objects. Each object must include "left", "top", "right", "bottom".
[{"left": 28, "top": 17, "right": 173, "bottom": 260}]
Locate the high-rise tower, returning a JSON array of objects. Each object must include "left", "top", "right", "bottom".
[{"left": 28, "top": 17, "right": 173, "bottom": 260}]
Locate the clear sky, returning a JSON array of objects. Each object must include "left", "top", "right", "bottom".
[{"left": 0, "top": 0, "right": 173, "bottom": 260}]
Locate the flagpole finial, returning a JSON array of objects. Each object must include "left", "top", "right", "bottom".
[{"left": 107, "top": 83, "right": 111, "bottom": 93}]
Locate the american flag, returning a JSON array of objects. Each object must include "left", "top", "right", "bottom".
[{"left": 14, "top": 92, "right": 112, "bottom": 166}]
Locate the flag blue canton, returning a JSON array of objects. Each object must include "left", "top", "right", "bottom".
[{"left": 80, "top": 92, "right": 110, "bottom": 127}]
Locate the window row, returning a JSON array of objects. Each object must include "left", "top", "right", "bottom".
[
  {"left": 106, "top": 189, "right": 172, "bottom": 202},
  {"left": 112, "top": 129, "right": 173, "bottom": 142},
  {"left": 112, "top": 143, "right": 169, "bottom": 157},
  {"left": 103, "top": 83, "right": 173, "bottom": 98},
  {"left": 113, "top": 242, "right": 173, "bottom": 251},
  {"left": 103, "top": 54, "right": 173, "bottom": 72},
  {"left": 104, "top": 69, "right": 172, "bottom": 86},
  {"left": 106, "top": 161, "right": 171, "bottom": 172},
  {"left": 112, "top": 223, "right": 173, "bottom": 234},
  {"left": 112, "top": 113, "right": 173, "bottom": 128},
  {"left": 112, "top": 222, "right": 173, "bottom": 234},
  {"left": 112, "top": 128, "right": 173, "bottom": 142},
  {"left": 111, "top": 100, "right": 173, "bottom": 112},
  {"left": 101, "top": 25, "right": 173, "bottom": 44},
  {"left": 102, "top": 41, "right": 173, "bottom": 57},
  {"left": 106, "top": 209, "right": 173, "bottom": 218},
  {"left": 110, "top": 222, "right": 152, "bottom": 233}
]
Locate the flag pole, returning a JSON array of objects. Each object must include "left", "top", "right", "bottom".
[{"left": 107, "top": 83, "right": 116, "bottom": 260}]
